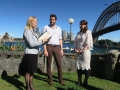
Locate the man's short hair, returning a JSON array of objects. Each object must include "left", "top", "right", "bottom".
[{"left": 50, "top": 14, "right": 57, "bottom": 20}]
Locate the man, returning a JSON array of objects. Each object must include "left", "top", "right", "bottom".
[{"left": 42, "top": 14, "right": 64, "bottom": 85}]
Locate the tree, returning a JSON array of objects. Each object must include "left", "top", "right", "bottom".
[
  {"left": 98, "top": 39, "right": 113, "bottom": 46},
  {"left": 105, "top": 39, "right": 112, "bottom": 46},
  {"left": 118, "top": 42, "right": 120, "bottom": 47},
  {"left": 98, "top": 39, "right": 106, "bottom": 45},
  {"left": 112, "top": 42, "right": 118, "bottom": 46}
]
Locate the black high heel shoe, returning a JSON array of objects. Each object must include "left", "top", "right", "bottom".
[
  {"left": 82, "top": 82, "right": 88, "bottom": 87},
  {"left": 76, "top": 81, "right": 82, "bottom": 86}
]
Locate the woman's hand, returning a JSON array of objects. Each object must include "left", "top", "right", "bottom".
[
  {"left": 75, "top": 49, "right": 80, "bottom": 54},
  {"left": 75, "top": 49, "right": 79, "bottom": 53},
  {"left": 42, "top": 38, "right": 49, "bottom": 43},
  {"left": 79, "top": 50, "right": 83, "bottom": 53},
  {"left": 75, "top": 49, "right": 84, "bottom": 54}
]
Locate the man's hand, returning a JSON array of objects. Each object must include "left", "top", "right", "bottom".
[
  {"left": 60, "top": 50, "right": 63, "bottom": 57},
  {"left": 44, "top": 50, "right": 48, "bottom": 57}
]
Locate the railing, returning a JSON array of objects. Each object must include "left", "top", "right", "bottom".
[
  {"left": 0, "top": 51, "right": 43, "bottom": 59},
  {"left": 0, "top": 51, "right": 76, "bottom": 59},
  {"left": 0, "top": 51, "right": 107, "bottom": 59}
]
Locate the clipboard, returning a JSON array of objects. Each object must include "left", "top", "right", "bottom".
[{"left": 38, "top": 31, "right": 52, "bottom": 41}]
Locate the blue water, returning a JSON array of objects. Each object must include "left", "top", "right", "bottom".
[
  {"left": 63, "top": 43, "right": 120, "bottom": 54},
  {"left": 3, "top": 42, "right": 120, "bottom": 54}
]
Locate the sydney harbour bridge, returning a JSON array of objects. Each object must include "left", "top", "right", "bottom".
[{"left": 92, "top": 1, "right": 120, "bottom": 44}]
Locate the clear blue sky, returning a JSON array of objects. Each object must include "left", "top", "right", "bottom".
[{"left": 0, "top": 0, "right": 119, "bottom": 41}]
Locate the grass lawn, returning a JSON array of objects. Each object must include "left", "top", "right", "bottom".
[{"left": 0, "top": 72, "right": 120, "bottom": 90}]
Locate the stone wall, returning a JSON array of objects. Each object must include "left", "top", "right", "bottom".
[
  {"left": 90, "top": 54, "right": 106, "bottom": 78},
  {"left": 105, "top": 50, "right": 120, "bottom": 82},
  {"left": 0, "top": 51, "right": 76, "bottom": 75},
  {"left": 0, "top": 51, "right": 120, "bottom": 82}
]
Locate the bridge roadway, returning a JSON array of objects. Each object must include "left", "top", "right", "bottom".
[{"left": 92, "top": 23, "right": 120, "bottom": 38}]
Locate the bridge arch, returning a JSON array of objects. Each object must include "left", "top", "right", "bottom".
[{"left": 92, "top": 1, "right": 120, "bottom": 43}]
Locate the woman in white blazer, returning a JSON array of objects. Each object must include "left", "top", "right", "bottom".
[{"left": 23, "top": 16, "right": 48, "bottom": 90}]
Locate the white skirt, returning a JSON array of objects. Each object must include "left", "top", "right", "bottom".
[{"left": 75, "top": 49, "right": 91, "bottom": 70}]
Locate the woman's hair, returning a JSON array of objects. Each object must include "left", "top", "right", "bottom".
[
  {"left": 80, "top": 20, "right": 88, "bottom": 33},
  {"left": 25, "top": 16, "right": 37, "bottom": 30}
]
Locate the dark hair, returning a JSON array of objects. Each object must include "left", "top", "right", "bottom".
[
  {"left": 80, "top": 20, "right": 88, "bottom": 33},
  {"left": 50, "top": 14, "right": 57, "bottom": 20}
]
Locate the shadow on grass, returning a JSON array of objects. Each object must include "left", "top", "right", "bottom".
[
  {"left": 33, "top": 68, "right": 48, "bottom": 82},
  {"left": 36, "top": 68, "right": 63, "bottom": 83},
  {"left": 83, "top": 85, "right": 102, "bottom": 90},
  {"left": 52, "top": 74, "right": 76, "bottom": 83},
  {"left": 33, "top": 74, "right": 48, "bottom": 82},
  {"left": 1, "top": 70, "right": 25, "bottom": 90},
  {"left": 34, "top": 70, "right": 59, "bottom": 83},
  {"left": 56, "top": 86, "right": 101, "bottom": 90},
  {"left": 33, "top": 69, "right": 102, "bottom": 90},
  {"left": 56, "top": 87, "right": 66, "bottom": 90},
  {"left": 36, "top": 70, "right": 77, "bottom": 84}
]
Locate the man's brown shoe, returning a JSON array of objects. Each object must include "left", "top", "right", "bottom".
[
  {"left": 59, "top": 80, "right": 65, "bottom": 85},
  {"left": 48, "top": 80, "right": 52, "bottom": 85}
]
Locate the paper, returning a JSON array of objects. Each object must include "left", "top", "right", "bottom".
[{"left": 38, "top": 31, "right": 52, "bottom": 41}]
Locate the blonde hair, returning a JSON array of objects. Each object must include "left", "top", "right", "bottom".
[{"left": 25, "top": 16, "right": 37, "bottom": 30}]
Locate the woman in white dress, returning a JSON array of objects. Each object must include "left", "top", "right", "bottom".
[{"left": 74, "top": 20, "right": 93, "bottom": 87}]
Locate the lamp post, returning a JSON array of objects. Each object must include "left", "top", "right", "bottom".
[{"left": 68, "top": 18, "right": 74, "bottom": 53}]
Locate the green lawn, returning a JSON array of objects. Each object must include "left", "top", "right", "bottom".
[{"left": 0, "top": 72, "right": 120, "bottom": 90}]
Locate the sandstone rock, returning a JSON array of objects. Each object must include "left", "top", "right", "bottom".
[{"left": 105, "top": 50, "right": 120, "bottom": 80}]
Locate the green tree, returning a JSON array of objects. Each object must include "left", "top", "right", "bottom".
[
  {"left": 118, "top": 42, "right": 120, "bottom": 47},
  {"left": 105, "top": 39, "right": 112, "bottom": 46}
]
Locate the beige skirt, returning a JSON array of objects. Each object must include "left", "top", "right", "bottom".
[{"left": 75, "top": 49, "right": 91, "bottom": 70}]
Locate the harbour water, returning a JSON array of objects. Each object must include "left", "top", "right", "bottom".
[
  {"left": 59, "top": 43, "right": 120, "bottom": 54},
  {"left": 3, "top": 42, "right": 120, "bottom": 54}
]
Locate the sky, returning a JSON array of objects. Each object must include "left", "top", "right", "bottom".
[{"left": 0, "top": 0, "right": 120, "bottom": 41}]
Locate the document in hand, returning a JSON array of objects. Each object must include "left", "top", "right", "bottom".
[{"left": 38, "top": 31, "right": 52, "bottom": 41}]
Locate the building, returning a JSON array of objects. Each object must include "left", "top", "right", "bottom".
[
  {"left": 35, "top": 27, "right": 41, "bottom": 36},
  {"left": 71, "top": 33, "right": 74, "bottom": 41},
  {"left": 66, "top": 31, "right": 74, "bottom": 41},
  {"left": 62, "top": 30, "right": 67, "bottom": 41},
  {"left": 67, "top": 31, "right": 70, "bottom": 40},
  {"left": 0, "top": 35, "right": 2, "bottom": 40},
  {"left": 36, "top": 27, "right": 39, "bottom": 33},
  {"left": 1, "top": 32, "right": 13, "bottom": 42},
  {"left": 2, "top": 32, "right": 10, "bottom": 39},
  {"left": 0, "top": 35, "right": 2, "bottom": 43}
]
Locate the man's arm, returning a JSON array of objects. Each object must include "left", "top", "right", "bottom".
[
  {"left": 59, "top": 39, "right": 63, "bottom": 51},
  {"left": 59, "top": 27, "right": 63, "bottom": 56},
  {"left": 42, "top": 26, "right": 48, "bottom": 56},
  {"left": 59, "top": 39, "right": 63, "bottom": 56},
  {"left": 43, "top": 44, "right": 47, "bottom": 51}
]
